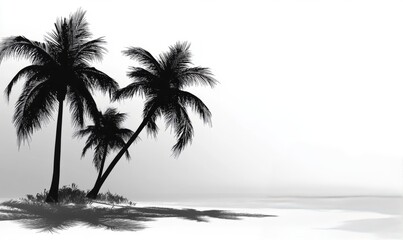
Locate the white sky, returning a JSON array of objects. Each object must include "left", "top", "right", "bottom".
[{"left": 0, "top": 0, "right": 402, "bottom": 200}]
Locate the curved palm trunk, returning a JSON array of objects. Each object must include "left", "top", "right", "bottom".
[
  {"left": 45, "top": 100, "right": 64, "bottom": 203},
  {"left": 86, "top": 106, "right": 157, "bottom": 199},
  {"left": 97, "top": 145, "right": 108, "bottom": 181}
]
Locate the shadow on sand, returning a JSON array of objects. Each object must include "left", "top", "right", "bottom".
[{"left": 0, "top": 200, "right": 274, "bottom": 232}]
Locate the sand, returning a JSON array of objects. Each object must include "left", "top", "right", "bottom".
[{"left": 0, "top": 197, "right": 401, "bottom": 240}]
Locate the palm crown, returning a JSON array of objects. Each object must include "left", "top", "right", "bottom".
[
  {"left": 0, "top": 9, "right": 118, "bottom": 145},
  {"left": 75, "top": 108, "right": 133, "bottom": 171},
  {"left": 114, "top": 42, "right": 217, "bottom": 155}
]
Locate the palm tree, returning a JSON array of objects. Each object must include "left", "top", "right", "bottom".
[
  {"left": 75, "top": 108, "right": 133, "bottom": 182},
  {"left": 0, "top": 9, "right": 118, "bottom": 203},
  {"left": 86, "top": 42, "right": 217, "bottom": 199}
]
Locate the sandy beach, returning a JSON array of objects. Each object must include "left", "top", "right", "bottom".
[{"left": 0, "top": 196, "right": 401, "bottom": 240}]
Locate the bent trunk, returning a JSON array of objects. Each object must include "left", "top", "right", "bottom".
[
  {"left": 97, "top": 144, "right": 108, "bottom": 182},
  {"left": 86, "top": 106, "right": 157, "bottom": 199},
  {"left": 45, "top": 100, "right": 64, "bottom": 203}
]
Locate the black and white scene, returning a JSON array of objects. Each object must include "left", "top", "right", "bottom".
[{"left": 0, "top": 0, "right": 402, "bottom": 239}]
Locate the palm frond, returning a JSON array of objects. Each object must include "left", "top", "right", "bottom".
[
  {"left": 81, "top": 136, "right": 96, "bottom": 157},
  {"left": 146, "top": 116, "right": 159, "bottom": 137},
  {"left": 67, "top": 79, "right": 100, "bottom": 127},
  {"left": 68, "top": 8, "right": 91, "bottom": 42},
  {"left": 113, "top": 81, "right": 149, "bottom": 100},
  {"left": 170, "top": 103, "right": 194, "bottom": 157},
  {"left": 143, "top": 97, "right": 161, "bottom": 137},
  {"left": 159, "top": 41, "right": 191, "bottom": 72},
  {"left": 177, "top": 90, "right": 212, "bottom": 126},
  {"left": 127, "top": 67, "right": 157, "bottom": 83},
  {"left": 161, "top": 103, "right": 178, "bottom": 130},
  {"left": 76, "top": 66, "right": 118, "bottom": 98},
  {"left": 103, "top": 108, "right": 128, "bottom": 126},
  {"left": 122, "top": 47, "right": 161, "bottom": 74},
  {"left": 115, "top": 128, "right": 134, "bottom": 140},
  {"left": 66, "top": 88, "right": 85, "bottom": 127},
  {"left": 74, "top": 126, "right": 95, "bottom": 138},
  {"left": 80, "top": 86, "right": 100, "bottom": 125},
  {"left": 178, "top": 67, "right": 217, "bottom": 88},
  {"left": 4, "top": 65, "right": 47, "bottom": 101},
  {"left": 75, "top": 37, "right": 107, "bottom": 64},
  {"left": 0, "top": 36, "right": 53, "bottom": 64},
  {"left": 13, "top": 80, "right": 57, "bottom": 146},
  {"left": 93, "top": 143, "right": 108, "bottom": 170},
  {"left": 47, "top": 9, "right": 90, "bottom": 48}
]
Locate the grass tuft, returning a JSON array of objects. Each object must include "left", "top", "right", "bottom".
[{"left": 25, "top": 183, "right": 133, "bottom": 205}]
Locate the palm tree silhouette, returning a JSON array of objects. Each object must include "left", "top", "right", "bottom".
[
  {"left": 0, "top": 9, "right": 118, "bottom": 203},
  {"left": 75, "top": 108, "right": 133, "bottom": 182},
  {"left": 86, "top": 42, "right": 217, "bottom": 199}
]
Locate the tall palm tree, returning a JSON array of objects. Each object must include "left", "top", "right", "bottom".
[
  {"left": 75, "top": 108, "right": 133, "bottom": 181},
  {"left": 86, "top": 42, "right": 217, "bottom": 199},
  {"left": 0, "top": 9, "right": 118, "bottom": 203}
]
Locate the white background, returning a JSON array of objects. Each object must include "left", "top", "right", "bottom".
[{"left": 0, "top": 0, "right": 402, "bottom": 200}]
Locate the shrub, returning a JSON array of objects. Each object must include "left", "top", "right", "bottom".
[{"left": 25, "top": 183, "right": 132, "bottom": 205}]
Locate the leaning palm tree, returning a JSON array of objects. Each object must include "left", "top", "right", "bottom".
[
  {"left": 75, "top": 108, "right": 133, "bottom": 182},
  {"left": 86, "top": 42, "right": 217, "bottom": 199},
  {"left": 0, "top": 9, "right": 118, "bottom": 202}
]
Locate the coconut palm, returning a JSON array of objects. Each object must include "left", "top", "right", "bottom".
[
  {"left": 0, "top": 9, "right": 118, "bottom": 202},
  {"left": 86, "top": 42, "right": 217, "bottom": 199},
  {"left": 75, "top": 108, "right": 133, "bottom": 181}
]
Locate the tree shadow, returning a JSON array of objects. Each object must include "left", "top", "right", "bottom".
[{"left": 0, "top": 200, "right": 275, "bottom": 232}]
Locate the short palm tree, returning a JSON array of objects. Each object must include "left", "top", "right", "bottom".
[
  {"left": 86, "top": 42, "right": 217, "bottom": 199},
  {"left": 0, "top": 9, "right": 118, "bottom": 202},
  {"left": 75, "top": 108, "right": 133, "bottom": 181}
]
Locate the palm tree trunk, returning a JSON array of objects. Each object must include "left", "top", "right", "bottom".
[
  {"left": 45, "top": 100, "right": 64, "bottom": 203},
  {"left": 86, "top": 106, "right": 157, "bottom": 199},
  {"left": 97, "top": 144, "right": 108, "bottom": 181}
]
